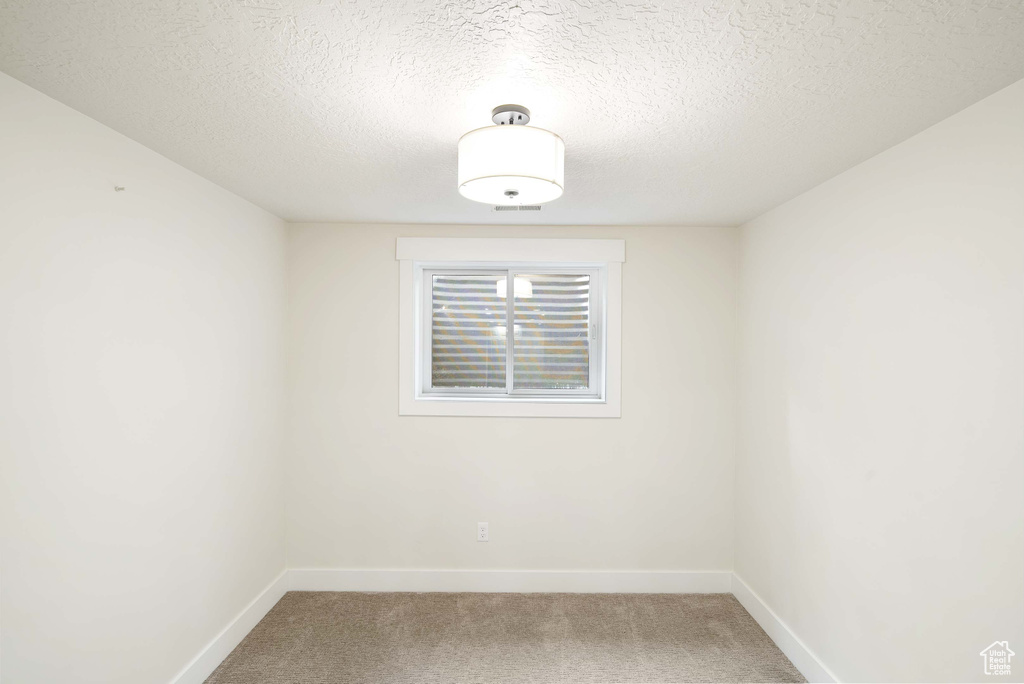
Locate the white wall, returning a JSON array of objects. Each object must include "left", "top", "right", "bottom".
[
  {"left": 736, "top": 80, "right": 1024, "bottom": 682},
  {"left": 286, "top": 223, "right": 738, "bottom": 572},
  {"left": 0, "top": 73, "right": 288, "bottom": 683}
]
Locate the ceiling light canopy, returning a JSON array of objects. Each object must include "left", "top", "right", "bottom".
[{"left": 458, "top": 105, "right": 564, "bottom": 206}]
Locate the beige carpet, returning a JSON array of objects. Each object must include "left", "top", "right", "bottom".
[{"left": 205, "top": 592, "right": 805, "bottom": 683}]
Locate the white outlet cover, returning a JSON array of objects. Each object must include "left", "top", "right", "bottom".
[{"left": 477, "top": 522, "right": 488, "bottom": 542}]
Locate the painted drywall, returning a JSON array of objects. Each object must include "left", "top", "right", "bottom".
[
  {"left": 286, "top": 223, "right": 738, "bottom": 572},
  {"left": 736, "top": 79, "right": 1024, "bottom": 682},
  {"left": 0, "top": 72, "right": 288, "bottom": 683}
]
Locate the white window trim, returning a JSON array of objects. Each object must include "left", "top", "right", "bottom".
[{"left": 398, "top": 238, "right": 624, "bottom": 418}]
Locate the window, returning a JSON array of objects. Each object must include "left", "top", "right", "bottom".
[
  {"left": 424, "top": 268, "right": 602, "bottom": 397},
  {"left": 397, "top": 238, "right": 624, "bottom": 418}
]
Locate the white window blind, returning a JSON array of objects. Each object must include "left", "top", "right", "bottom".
[
  {"left": 513, "top": 273, "right": 591, "bottom": 390},
  {"left": 430, "top": 272, "right": 507, "bottom": 389},
  {"left": 423, "top": 267, "right": 601, "bottom": 397}
]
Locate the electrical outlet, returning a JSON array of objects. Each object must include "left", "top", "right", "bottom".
[{"left": 477, "top": 522, "right": 489, "bottom": 542}]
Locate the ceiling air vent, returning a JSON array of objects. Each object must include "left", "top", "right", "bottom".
[{"left": 494, "top": 205, "right": 542, "bottom": 212}]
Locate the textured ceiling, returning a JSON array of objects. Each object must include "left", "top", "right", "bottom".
[{"left": 1, "top": 1, "right": 1023, "bottom": 225}]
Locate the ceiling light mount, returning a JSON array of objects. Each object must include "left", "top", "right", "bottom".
[{"left": 491, "top": 104, "right": 531, "bottom": 126}]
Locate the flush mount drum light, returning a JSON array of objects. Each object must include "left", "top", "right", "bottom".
[{"left": 458, "top": 105, "right": 565, "bottom": 205}]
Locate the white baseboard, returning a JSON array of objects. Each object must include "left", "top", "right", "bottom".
[
  {"left": 170, "top": 569, "right": 289, "bottom": 684},
  {"left": 289, "top": 568, "right": 733, "bottom": 593},
  {"left": 731, "top": 574, "right": 838, "bottom": 683}
]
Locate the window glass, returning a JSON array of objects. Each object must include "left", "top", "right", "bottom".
[
  {"left": 430, "top": 273, "right": 507, "bottom": 389},
  {"left": 513, "top": 273, "right": 590, "bottom": 390}
]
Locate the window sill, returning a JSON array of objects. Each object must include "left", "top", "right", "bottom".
[
  {"left": 400, "top": 395, "right": 620, "bottom": 418},
  {"left": 418, "top": 394, "right": 604, "bottom": 403}
]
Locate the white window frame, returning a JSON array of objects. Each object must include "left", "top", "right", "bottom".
[{"left": 398, "top": 238, "right": 623, "bottom": 418}]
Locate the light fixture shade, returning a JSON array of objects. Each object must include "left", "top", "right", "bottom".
[{"left": 458, "top": 125, "right": 564, "bottom": 205}]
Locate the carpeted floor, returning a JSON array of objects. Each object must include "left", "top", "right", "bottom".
[{"left": 205, "top": 592, "right": 805, "bottom": 683}]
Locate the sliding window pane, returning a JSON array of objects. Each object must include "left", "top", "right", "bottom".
[
  {"left": 431, "top": 273, "right": 507, "bottom": 389},
  {"left": 512, "top": 273, "right": 590, "bottom": 390}
]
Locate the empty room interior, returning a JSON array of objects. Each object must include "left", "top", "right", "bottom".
[{"left": 1, "top": 1, "right": 1023, "bottom": 683}]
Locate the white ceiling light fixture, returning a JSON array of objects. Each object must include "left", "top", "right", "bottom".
[{"left": 458, "top": 105, "right": 565, "bottom": 206}]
